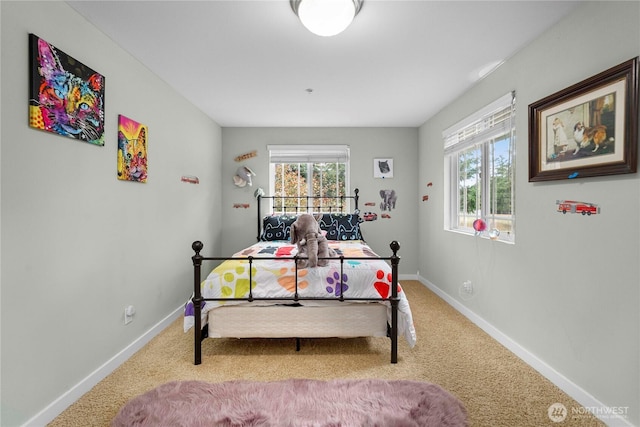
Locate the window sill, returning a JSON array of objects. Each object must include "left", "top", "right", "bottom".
[{"left": 445, "top": 228, "right": 515, "bottom": 244}]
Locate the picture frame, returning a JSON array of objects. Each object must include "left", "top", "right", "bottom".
[
  {"left": 528, "top": 57, "right": 638, "bottom": 182},
  {"left": 373, "top": 158, "right": 393, "bottom": 178}
]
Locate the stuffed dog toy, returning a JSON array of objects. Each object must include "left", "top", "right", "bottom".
[{"left": 290, "top": 214, "right": 336, "bottom": 268}]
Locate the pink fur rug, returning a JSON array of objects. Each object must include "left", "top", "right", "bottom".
[{"left": 112, "top": 378, "right": 467, "bottom": 426}]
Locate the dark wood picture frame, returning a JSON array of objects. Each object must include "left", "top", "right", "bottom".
[{"left": 529, "top": 57, "right": 638, "bottom": 182}]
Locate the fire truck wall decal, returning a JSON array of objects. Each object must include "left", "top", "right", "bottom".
[{"left": 556, "top": 200, "right": 600, "bottom": 215}]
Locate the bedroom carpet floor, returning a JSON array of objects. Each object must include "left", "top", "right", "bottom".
[{"left": 49, "top": 281, "right": 604, "bottom": 427}]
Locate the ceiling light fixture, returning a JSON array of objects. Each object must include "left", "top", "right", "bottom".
[{"left": 290, "top": 0, "right": 363, "bottom": 37}]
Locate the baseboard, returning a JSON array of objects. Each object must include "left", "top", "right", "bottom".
[
  {"left": 25, "top": 278, "right": 634, "bottom": 427},
  {"left": 417, "top": 276, "right": 635, "bottom": 427},
  {"left": 22, "top": 306, "right": 184, "bottom": 427}
]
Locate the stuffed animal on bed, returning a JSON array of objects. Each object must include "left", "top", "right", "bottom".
[{"left": 290, "top": 214, "right": 336, "bottom": 268}]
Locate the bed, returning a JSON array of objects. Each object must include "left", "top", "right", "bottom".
[{"left": 184, "top": 190, "right": 416, "bottom": 365}]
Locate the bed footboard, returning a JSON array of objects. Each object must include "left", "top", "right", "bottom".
[{"left": 191, "top": 240, "right": 401, "bottom": 365}]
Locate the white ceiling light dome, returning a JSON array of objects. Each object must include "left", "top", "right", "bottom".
[{"left": 290, "top": 0, "right": 364, "bottom": 37}]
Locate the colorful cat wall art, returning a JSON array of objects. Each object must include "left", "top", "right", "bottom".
[
  {"left": 117, "top": 115, "right": 148, "bottom": 183},
  {"left": 29, "top": 34, "right": 105, "bottom": 146}
]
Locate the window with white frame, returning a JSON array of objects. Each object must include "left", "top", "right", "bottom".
[
  {"left": 267, "top": 145, "right": 350, "bottom": 214},
  {"left": 443, "top": 92, "right": 516, "bottom": 242}
]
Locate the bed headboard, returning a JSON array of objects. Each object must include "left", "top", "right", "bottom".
[{"left": 256, "top": 189, "right": 360, "bottom": 241}]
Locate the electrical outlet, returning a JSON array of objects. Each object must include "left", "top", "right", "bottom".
[
  {"left": 463, "top": 280, "right": 473, "bottom": 294},
  {"left": 124, "top": 305, "right": 135, "bottom": 325}
]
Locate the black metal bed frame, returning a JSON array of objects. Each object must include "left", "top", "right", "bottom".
[
  {"left": 256, "top": 189, "right": 360, "bottom": 240},
  {"left": 191, "top": 190, "right": 401, "bottom": 365}
]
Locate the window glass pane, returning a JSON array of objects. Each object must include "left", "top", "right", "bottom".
[
  {"left": 271, "top": 161, "right": 347, "bottom": 213},
  {"left": 457, "top": 146, "right": 482, "bottom": 231},
  {"left": 312, "top": 162, "right": 344, "bottom": 209},
  {"left": 487, "top": 135, "right": 514, "bottom": 237},
  {"left": 273, "top": 163, "right": 308, "bottom": 211}
]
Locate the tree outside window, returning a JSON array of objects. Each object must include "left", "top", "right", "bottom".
[{"left": 269, "top": 145, "right": 350, "bottom": 214}]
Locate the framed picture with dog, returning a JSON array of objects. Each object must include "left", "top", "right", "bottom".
[{"left": 528, "top": 57, "right": 638, "bottom": 182}]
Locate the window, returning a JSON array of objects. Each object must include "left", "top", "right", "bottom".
[
  {"left": 268, "top": 145, "right": 350, "bottom": 214},
  {"left": 444, "top": 92, "right": 516, "bottom": 242}
]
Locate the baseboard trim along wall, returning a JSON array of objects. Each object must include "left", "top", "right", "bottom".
[
  {"left": 24, "top": 275, "right": 633, "bottom": 427},
  {"left": 417, "top": 276, "right": 634, "bottom": 427},
  {"left": 23, "top": 306, "right": 184, "bottom": 427},
  {"left": 30, "top": 279, "right": 420, "bottom": 426}
]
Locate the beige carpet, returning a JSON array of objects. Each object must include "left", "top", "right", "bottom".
[{"left": 49, "top": 281, "right": 603, "bottom": 426}]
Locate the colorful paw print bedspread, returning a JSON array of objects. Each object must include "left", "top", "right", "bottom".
[{"left": 184, "top": 240, "right": 416, "bottom": 347}]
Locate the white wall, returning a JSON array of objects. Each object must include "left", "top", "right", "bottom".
[
  {"left": 0, "top": 2, "right": 222, "bottom": 426},
  {"left": 3, "top": 1, "right": 638, "bottom": 426},
  {"left": 418, "top": 1, "right": 639, "bottom": 425},
  {"left": 220, "top": 127, "right": 419, "bottom": 275}
]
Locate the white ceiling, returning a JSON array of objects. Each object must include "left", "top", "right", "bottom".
[{"left": 67, "top": 0, "right": 581, "bottom": 127}]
